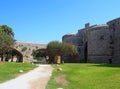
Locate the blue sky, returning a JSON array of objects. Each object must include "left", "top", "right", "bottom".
[{"left": 0, "top": 0, "right": 120, "bottom": 44}]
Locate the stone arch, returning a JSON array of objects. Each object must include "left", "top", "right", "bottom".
[
  {"left": 11, "top": 48, "right": 23, "bottom": 62},
  {"left": 37, "top": 48, "right": 46, "bottom": 55},
  {"left": 31, "top": 48, "right": 47, "bottom": 63},
  {"left": 32, "top": 48, "right": 46, "bottom": 58}
]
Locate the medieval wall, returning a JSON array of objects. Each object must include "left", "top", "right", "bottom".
[
  {"left": 87, "top": 25, "right": 113, "bottom": 63},
  {"left": 62, "top": 30, "right": 85, "bottom": 62},
  {"left": 76, "top": 29, "right": 85, "bottom": 62},
  {"left": 107, "top": 18, "right": 120, "bottom": 64},
  {"left": 62, "top": 17, "right": 120, "bottom": 64},
  {"left": 14, "top": 41, "right": 47, "bottom": 62},
  {"left": 62, "top": 33, "right": 79, "bottom": 46}
]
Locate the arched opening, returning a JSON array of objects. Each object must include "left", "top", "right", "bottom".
[
  {"left": 32, "top": 48, "right": 47, "bottom": 63},
  {"left": 11, "top": 48, "right": 23, "bottom": 62},
  {"left": 32, "top": 49, "right": 46, "bottom": 58},
  {"left": 0, "top": 48, "right": 23, "bottom": 62}
]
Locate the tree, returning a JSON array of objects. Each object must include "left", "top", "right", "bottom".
[
  {"left": 46, "top": 41, "right": 60, "bottom": 56},
  {"left": 0, "top": 25, "right": 14, "bottom": 37},
  {"left": 46, "top": 41, "right": 78, "bottom": 63},
  {"left": 32, "top": 49, "right": 46, "bottom": 59},
  {"left": 46, "top": 41, "right": 61, "bottom": 63},
  {"left": 0, "top": 25, "right": 15, "bottom": 61},
  {"left": 31, "top": 49, "right": 47, "bottom": 63}
]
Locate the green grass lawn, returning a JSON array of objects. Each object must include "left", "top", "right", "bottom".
[
  {"left": 46, "top": 63, "right": 120, "bottom": 89},
  {"left": 0, "top": 62, "right": 36, "bottom": 83}
]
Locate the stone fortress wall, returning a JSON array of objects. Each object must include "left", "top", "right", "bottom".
[
  {"left": 87, "top": 24, "right": 113, "bottom": 63},
  {"left": 107, "top": 18, "right": 120, "bottom": 63},
  {"left": 13, "top": 41, "right": 47, "bottom": 62},
  {"left": 62, "top": 17, "right": 120, "bottom": 64}
]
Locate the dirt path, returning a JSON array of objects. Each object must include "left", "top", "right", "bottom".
[{"left": 0, "top": 64, "right": 53, "bottom": 89}]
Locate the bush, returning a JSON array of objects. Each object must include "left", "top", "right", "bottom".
[{"left": 21, "top": 47, "right": 27, "bottom": 52}]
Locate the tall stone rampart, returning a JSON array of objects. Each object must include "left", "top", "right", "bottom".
[
  {"left": 87, "top": 25, "right": 112, "bottom": 63},
  {"left": 107, "top": 17, "right": 120, "bottom": 64},
  {"left": 62, "top": 17, "right": 120, "bottom": 64},
  {"left": 62, "top": 30, "right": 85, "bottom": 62}
]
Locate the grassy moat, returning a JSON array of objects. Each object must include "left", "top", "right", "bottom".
[
  {"left": 0, "top": 62, "right": 36, "bottom": 83},
  {"left": 0, "top": 62, "right": 120, "bottom": 89},
  {"left": 46, "top": 63, "right": 120, "bottom": 89}
]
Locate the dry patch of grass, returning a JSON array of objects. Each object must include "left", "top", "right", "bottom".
[
  {"left": 55, "top": 74, "right": 70, "bottom": 86},
  {"left": 46, "top": 63, "right": 120, "bottom": 89},
  {"left": 0, "top": 62, "right": 4, "bottom": 65}
]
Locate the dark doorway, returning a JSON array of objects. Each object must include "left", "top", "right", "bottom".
[
  {"left": 84, "top": 42, "right": 88, "bottom": 63},
  {"left": 109, "top": 59, "right": 112, "bottom": 64}
]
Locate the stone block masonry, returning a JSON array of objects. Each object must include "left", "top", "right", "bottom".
[
  {"left": 13, "top": 41, "right": 47, "bottom": 62},
  {"left": 62, "top": 17, "right": 120, "bottom": 64}
]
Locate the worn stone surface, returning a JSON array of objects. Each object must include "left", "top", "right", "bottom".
[
  {"left": 13, "top": 41, "right": 47, "bottom": 62},
  {"left": 107, "top": 18, "right": 120, "bottom": 64},
  {"left": 87, "top": 25, "right": 112, "bottom": 63},
  {"left": 62, "top": 17, "right": 120, "bottom": 64}
]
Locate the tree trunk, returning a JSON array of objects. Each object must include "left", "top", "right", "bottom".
[
  {"left": 1, "top": 54, "right": 4, "bottom": 61},
  {"left": 11, "top": 52, "right": 14, "bottom": 62},
  {"left": 60, "top": 55, "right": 64, "bottom": 64},
  {"left": 5, "top": 53, "right": 8, "bottom": 61}
]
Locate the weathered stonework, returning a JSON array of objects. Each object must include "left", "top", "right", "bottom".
[
  {"left": 107, "top": 18, "right": 120, "bottom": 64},
  {"left": 87, "top": 25, "right": 113, "bottom": 63},
  {"left": 13, "top": 41, "right": 47, "bottom": 62},
  {"left": 62, "top": 17, "right": 120, "bottom": 64}
]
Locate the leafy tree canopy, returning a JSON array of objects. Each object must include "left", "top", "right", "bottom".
[
  {"left": 46, "top": 41, "right": 78, "bottom": 63},
  {"left": 0, "top": 25, "right": 15, "bottom": 61}
]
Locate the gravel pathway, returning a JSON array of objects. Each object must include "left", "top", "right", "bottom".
[{"left": 0, "top": 64, "right": 53, "bottom": 89}]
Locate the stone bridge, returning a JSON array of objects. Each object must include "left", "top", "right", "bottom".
[{"left": 13, "top": 41, "right": 47, "bottom": 62}]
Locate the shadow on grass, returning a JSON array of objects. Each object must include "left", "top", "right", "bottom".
[{"left": 92, "top": 63, "right": 120, "bottom": 68}]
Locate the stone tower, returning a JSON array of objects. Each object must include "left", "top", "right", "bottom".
[
  {"left": 107, "top": 18, "right": 120, "bottom": 64},
  {"left": 62, "top": 17, "right": 120, "bottom": 64},
  {"left": 87, "top": 24, "right": 113, "bottom": 63}
]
